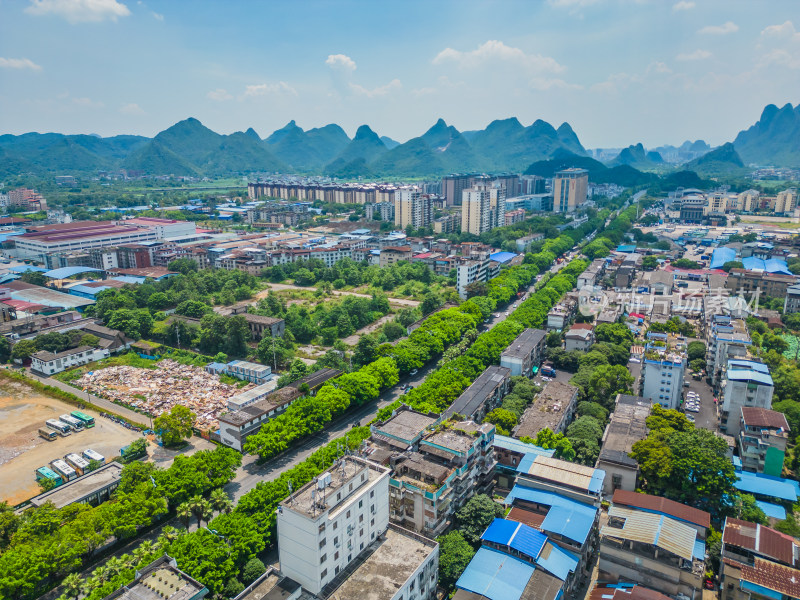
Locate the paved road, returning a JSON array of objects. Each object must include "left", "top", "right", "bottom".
[{"left": 22, "top": 369, "right": 150, "bottom": 426}]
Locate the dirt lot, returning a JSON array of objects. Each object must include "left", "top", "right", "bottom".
[{"left": 0, "top": 379, "right": 140, "bottom": 506}]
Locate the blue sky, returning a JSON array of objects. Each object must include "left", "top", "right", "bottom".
[{"left": 1, "top": 0, "right": 799, "bottom": 148}]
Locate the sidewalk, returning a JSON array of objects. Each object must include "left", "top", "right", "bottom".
[{"left": 24, "top": 369, "right": 149, "bottom": 425}]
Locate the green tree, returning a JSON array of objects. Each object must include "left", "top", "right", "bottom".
[
  {"left": 153, "top": 405, "right": 196, "bottom": 447},
  {"left": 79, "top": 333, "right": 101, "bottom": 347},
  {"left": 526, "top": 428, "right": 576, "bottom": 461},
  {"left": 594, "top": 323, "right": 635, "bottom": 346},
  {"left": 576, "top": 401, "right": 609, "bottom": 423},
  {"left": 383, "top": 321, "right": 405, "bottom": 341},
  {"left": 11, "top": 339, "right": 37, "bottom": 361},
  {"left": 722, "top": 261, "right": 744, "bottom": 272},
  {"left": 0, "top": 337, "right": 10, "bottom": 363},
  {"left": 687, "top": 341, "right": 706, "bottom": 361},
  {"left": 586, "top": 364, "right": 634, "bottom": 409},
  {"left": 420, "top": 292, "right": 443, "bottom": 315},
  {"left": 690, "top": 358, "right": 706, "bottom": 373},
  {"left": 736, "top": 494, "right": 768, "bottom": 525},
  {"left": 168, "top": 258, "right": 199, "bottom": 274},
  {"left": 20, "top": 270, "right": 47, "bottom": 286},
  {"left": 352, "top": 335, "right": 378, "bottom": 367},
  {"left": 177, "top": 502, "right": 192, "bottom": 529},
  {"left": 147, "top": 292, "right": 171, "bottom": 311},
  {"left": 437, "top": 531, "right": 476, "bottom": 590},
  {"left": 483, "top": 408, "right": 517, "bottom": 436},
  {"left": 455, "top": 494, "right": 505, "bottom": 546},
  {"left": 242, "top": 558, "right": 266, "bottom": 585},
  {"left": 641, "top": 255, "right": 658, "bottom": 271}
]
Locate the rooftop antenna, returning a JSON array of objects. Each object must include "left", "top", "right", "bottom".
[
  {"left": 287, "top": 480, "right": 294, "bottom": 505},
  {"left": 311, "top": 489, "right": 317, "bottom": 517}
]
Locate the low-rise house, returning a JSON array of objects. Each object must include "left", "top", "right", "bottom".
[
  {"left": 242, "top": 313, "right": 285, "bottom": 340},
  {"left": 720, "top": 359, "right": 774, "bottom": 436},
  {"left": 513, "top": 380, "right": 578, "bottom": 439},
  {"left": 499, "top": 328, "right": 546, "bottom": 377},
  {"left": 514, "top": 454, "right": 605, "bottom": 507},
  {"left": 546, "top": 303, "right": 575, "bottom": 330},
  {"left": 79, "top": 323, "right": 133, "bottom": 354},
  {"left": 225, "top": 360, "right": 272, "bottom": 385},
  {"left": 611, "top": 490, "right": 710, "bottom": 540},
  {"left": 596, "top": 394, "right": 652, "bottom": 495},
  {"left": 739, "top": 407, "right": 790, "bottom": 476},
  {"left": 102, "top": 555, "right": 208, "bottom": 600},
  {"left": 454, "top": 518, "right": 580, "bottom": 600},
  {"left": 30, "top": 345, "right": 109, "bottom": 375},
  {"left": 599, "top": 506, "right": 705, "bottom": 597},
  {"left": 493, "top": 435, "right": 555, "bottom": 490},
  {"left": 721, "top": 518, "right": 800, "bottom": 600},
  {"left": 443, "top": 365, "right": 511, "bottom": 421},
  {"left": 564, "top": 323, "right": 594, "bottom": 351},
  {"left": 28, "top": 462, "right": 124, "bottom": 509}
]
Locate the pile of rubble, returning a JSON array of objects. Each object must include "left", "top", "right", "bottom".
[{"left": 77, "top": 359, "right": 251, "bottom": 431}]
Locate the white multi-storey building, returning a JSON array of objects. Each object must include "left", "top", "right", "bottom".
[
  {"left": 277, "top": 456, "right": 391, "bottom": 596},
  {"left": 641, "top": 333, "right": 686, "bottom": 410},
  {"left": 394, "top": 186, "right": 431, "bottom": 230},
  {"left": 720, "top": 359, "right": 774, "bottom": 436}
]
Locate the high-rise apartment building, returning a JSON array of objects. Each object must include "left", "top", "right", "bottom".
[
  {"left": 441, "top": 174, "right": 475, "bottom": 206},
  {"left": 737, "top": 189, "right": 760, "bottom": 212},
  {"left": 277, "top": 456, "right": 390, "bottom": 595},
  {"left": 460, "top": 183, "right": 505, "bottom": 235},
  {"left": 394, "top": 186, "right": 432, "bottom": 230},
  {"left": 552, "top": 168, "right": 588, "bottom": 213},
  {"left": 775, "top": 189, "right": 798, "bottom": 214}
]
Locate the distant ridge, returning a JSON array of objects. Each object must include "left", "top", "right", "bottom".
[{"left": 734, "top": 102, "right": 800, "bottom": 166}]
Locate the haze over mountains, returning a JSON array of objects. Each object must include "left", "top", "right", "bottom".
[{"left": 0, "top": 103, "right": 797, "bottom": 180}]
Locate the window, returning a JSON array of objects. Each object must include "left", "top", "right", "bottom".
[
  {"left": 359, "top": 500, "right": 363, "bottom": 508},
  {"left": 346, "top": 510, "right": 351, "bottom": 519},
  {"left": 370, "top": 490, "right": 374, "bottom": 498},
  {"left": 361, "top": 473, "right": 366, "bottom": 482},
  {"left": 320, "top": 569, "right": 327, "bottom": 579},
  {"left": 319, "top": 524, "right": 326, "bottom": 533},
  {"left": 320, "top": 554, "right": 327, "bottom": 564},
  {"left": 371, "top": 518, "right": 375, "bottom": 526},
  {"left": 333, "top": 522, "right": 338, "bottom": 530},
  {"left": 334, "top": 536, "right": 339, "bottom": 546},
  {"left": 359, "top": 515, "right": 364, "bottom": 523},
  {"left": 360, "top": 542, "right": 364, "bottom": 550},
  {"left": 334, "top": 551, "right": 339, "bottom": 560},
  {"left": 336, "top": 492, "right": 341, "bottom": 502},
  {"left": 319, "top": 538, "right": 326, "bottom": 548},
  {"left": 349, "top": 483, "right": 353, "bottom": 492},
  {"left": 360, "top": 528, "right": 364, "bottom": 537}
]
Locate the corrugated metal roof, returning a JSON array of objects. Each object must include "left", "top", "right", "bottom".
[
  {"left": 602, "top": 506, "right": 697, "bottom": 561},
  {"left": 741, "top": 557, "right": 800, "bottom": 598},
  {"left": 728, "top": 359, "right": 770, "bottom": 374},
  {"left": 504, "top": 485, "right": 597, "bottom": 545},
  {"left": 535, "top": 541, "right": 579, "bottom": 581},
  {"left": 611, "top": 490, "right": 711, "bottom": 529},
  {"left": 455, "top": 547, "right": 534, "bottom": 600},
  {"left": 727, "top": 369, "right": 774, "bottom": 386},
  {"left": 734, "top": 470, "right": 797, "bottom": 502},
  {"left": 44, "top": 266, "right": 103, "bottom": 279},
  {"left": 722, "top": 518, "right": 798, "bottom": 565},
  {"left": 481, "top": 518, "right": 547, "bottom": 561},
  {"left": 493, "top": 435, "right": 556, "bottom": 458},
  {"left": 710, "top": 247, "right": 737, "bottom": 269},
  {"left": 524, "top": 455, "right": 605, "bottom": 494},
  {"left": 756, "top": 500, "right": 787, "bottom": 521}
]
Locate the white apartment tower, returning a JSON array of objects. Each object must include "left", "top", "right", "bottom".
[
  {"left": 277, "top": 456, "right": 391, "bottom": 595},
  {"left": 394, "top": 186, "right": 431, "bottom": 230},
  {"left": 776, "top": 189, "right": 798, "bottom": 214},
  {"left": 461, "top": 183, "right": 506, "bottom": 235}
]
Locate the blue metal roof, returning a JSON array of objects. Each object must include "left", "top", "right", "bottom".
[
  {"left": 111, "top": 276, "right": 142, "bottom": 284},
  {"left": 0, "top": 273, "right": 20, "bottom": 284},
  {"left": 68, "top": 284, "right": 112, "bottom": 298},
  {"left": 765, "top": 258, "right": 792, "bottom": 275},
  {"left": 694, "top": 539, "right": 706, "bottom": 561},
  {"left": 617, "top": 244, "right": 636, "bottom": 253},
  {"left": 489, "top": 251, "right": 517, "bottom": 264},
  {"left": 504, "top": 485, "right": 597, "bottom": 546},
  {"left": 740, "top": 580, "right": 784, "bottom": 600},
  {"left": 727, "top": 359, "right": 770, "bottom": 374},
  {"left": 734, "top": 470, "right": 797, "bottom": 502},
  {"left": 44, "top": 266, "right": 104, "bottom": 279},
  {"left": 482, "top": 518, "right": 547, "bottom": 561},
  {"left": 455, "top": 547, "right": 534, "bottom": 600},
  {"left": 493, "top": 435, "right": 556, "bottom": 459},
  {"left": 756, "top": 500, "right": 787, "bottom": 521},
  {"left": 535, "top": 542, "right": 579, "bottom": 581},
  {"left": 726, "top": 369, "right": 773, "bottom": 386},
  {"left": 710, "top": 247, "right": 737, "bottom": 269},
  {"left": 8, "top": 265, "right": 48, "bottom": 273}
]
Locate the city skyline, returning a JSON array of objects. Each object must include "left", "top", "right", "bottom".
[{"left": 1, "top": 0, "right": 799, "bottom": 148}]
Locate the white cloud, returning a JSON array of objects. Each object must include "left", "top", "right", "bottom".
[
  {"left": 206, "top": 88, "right": 233, "bottom": 101},
  {"left": 676, "top": 49, "right": 712, "bottom": 61},
  {"left": 529, "top": 78, "right": 582, "bottom": 91},
  {"left": 411, "top": 87, "right": 437, "bottom": 98},
  {"left": 698, "top": 21, "right": 738, "bottom": 35},
  {"left": 151, "top": 11, "right": 163, "bottom": 21},
  {"left": 672, "top": 1, "right": 695, "bottom": 11},
  {"left": 349, "top": 79, "right": 402, "bottom": 98},
  {"left": 646, "top": 61, "right": 673, "bottom": 74},
  {"left": 243, "top": 82, "right": 297, "bottom": 97},
  {"left": 762, "top": 21, "right": 800, "bottom": 40},
  {"left": 25, "top": 0, "right": 131, "bottom": 23},
  {"left": 325, "top": 54, "right": 356, "bottom": 71},
  {"left": 0, "top": 57, "right": 42, "bottom": 70},
  {"left": 760, "top": 48, "right": 800, "bottom": 70},
  {"left": 548, "top": 0, "right": 598, "bottom": 6},
  {"left": 119, "top": 102, "right": 144, "bottom": 115},
  {"left": 433, "top": 40, "right": 564, "bottom": 73},
  {"left": 72, "top": 96, "right": 104, "bottom": 108}
]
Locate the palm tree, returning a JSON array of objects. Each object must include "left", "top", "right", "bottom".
[
  {"left": 131, "top": 546, "right": 149, "bottom": 566},
  {"left": 105, "top": 556, "right": 125, "bottom": 578},
  {"left": 158, "top": 525, "right": 179, "bottom": 547},
  {"left": 62, "top": 573, "right": 83, "bottom": 600},
  {"left": 177, "top": 502, "right": 192, "bottom": 530},
  {"left": 209, "top": 489, "right": 233, "bottom": 515},
  {"left": 94, "top": 566, "right": 111, "bottom": 583},
  {"left": 189, "top": 496, "right": 211, "bottom": 528}
]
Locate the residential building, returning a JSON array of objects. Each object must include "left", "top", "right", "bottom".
[
  {"left": 322, "top": 524, "right": 438, "bottom": 600},
  {"left": 504, "top": 208, "right": 526, "bottom": 225},
  {"left": 225, "top": 360, "right": 272, "bottom": 385},
  {"left": 14, "top": 221, "right": 160, "bottom": 260},
  {"left": 454, "top": 518, "right": 580, "bottom": 600},
  {"left": 546, "top": 301, "right": 576, "bottom": 330},
  {"left": 515, "top": 233, "right": 545, "bottom": 253},
  {"left": 514, "top": 454, "right": 605, "bottom": 506},
  {"left": 276, "top": 456, "right": 391, "bottom": 596},
  {"left": 29, "top": 462, "right": 124, "bottom": 509},
  {"left": 241, "top": 313, "right": 285, "bottom": 340},
  {"left": 739, "top": 407, "right": 790, "bottom": 476},
  {"left": 432, "top": 214, "right": 460, "bottom": 234},
  {"left": 596, "top": 394, "right": 652, "bottom": 496},
  {"left": 588, "top": 585, "right": 671, "bottom": 600},
  {"left": 514, "top": 381, "right": 579, "bottom": 438},
  {"left": 611, "top": 490, "right": 710, "bottom": 540},
  {"left": 775, "top": 188, "right": 798, "bottom": 214},
  {"left": 720, "top": 518, "right": 800, "bottom": 600},
  {"left": 493, "top": 435, "right": 556, "bottom": 488},
  {"left": 379, "top": 246, "right": 413, "bottom": 268},
  {"left": 599, "top": 505, "right": 705, "bottom": 597},
  {"left": 461, "top": 184, "right": 493, "bottom": 236},
  {"left": 737, "top": 189, "right": 761, "bottom": 212},
  {"left": 726, "top": 269, "right": 797, "bottom": 298},
  {"left": 564, "top": 323, "right": 594, "bottom": 351},
  {"left": 720, "top": 359, "right": 774, "bottom": 436},
  {"left": 500, "top": 328, "right": 547, "bottom": 377},
  {"left": 455, "top": 253, "right": 492, "bottom": 299},
  {"left": 101, "top": 555, "right": 208, "bottom": 600},
  {"left": 368, "top": 416, "right": 496, "bottom": 538},
  {"left": 553, "top": 169, "right": 588, "bottom": 213},
  {"left": 441, "top": 174, "right": 475, "bottom": 206},
  {"left": 30, "top": 346, "right": 109, "bottom": 376},
  {"left": 784, "top": 283, "right": 800, "bottom": 314},
  {"left": 641, "top": 332, "right": 686, "bottom": 410},
  {"left": 706, "top": 315, "right": 753, "bottom": 389},
  {"left": 649, "top": 270, "right": 674, "bottom": 295},
  {"left": 519, "top": 175, "right": 546, "bottom": 195},
  {"left": 394, "top": 186, "right": 431, "bottom": 229},
  {"left": 443, "top": 365, "right": 511, "bottom": 421}
]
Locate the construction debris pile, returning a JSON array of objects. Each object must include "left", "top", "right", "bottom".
[{"left": 77, "top": 359, "right": 251, "bottom": 431}]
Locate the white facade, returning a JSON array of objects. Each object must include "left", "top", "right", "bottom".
[
  {"left": 642, "top": 356, "right": 686, "bottom": 410},
  {"left": 14, "top": 229, "right": 159, "bottom": 258},
  {"left": 277, "top": 457, "right": 391, "bottom": 595},
  {"left": 394, "top": 187, "right": 431, "bottom": 230},
  {"left": 30, "top": 346, "right": 109, "bottom": 375},
  {"left": 720, "top": 363, "right": 774, "bottom": 436}
]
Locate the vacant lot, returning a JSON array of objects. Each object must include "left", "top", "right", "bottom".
[{"left": 0, "top": 379, "right": 140, "bottom": 505}]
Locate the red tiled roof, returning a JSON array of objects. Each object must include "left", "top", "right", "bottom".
[
  {"left": 612, "top": 490, "right": 711, "bottom": 529},
  {"left": 740, "top": 558, "right": 800, "bottom": 597},
  {"left": 723, "top": 518, "right": 797, "bottom": 566},
  {"left": 570, "top": 322, "right": 594, "bottom": 331},
  {"left": 506, "top": 506, "right": 546, "bottom": 530},
  {"left": 741, "top": 407, "right": 791, "bottom": 431}
]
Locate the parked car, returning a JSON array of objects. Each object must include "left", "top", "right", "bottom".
[{"left": 410, "top": 369, "right": 418, "bottom": 376}]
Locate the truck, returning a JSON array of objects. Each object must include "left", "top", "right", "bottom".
[{"left": 541, "top": 365, "right": 556, "bottom": 378}]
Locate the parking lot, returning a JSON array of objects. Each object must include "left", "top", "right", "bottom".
[
  {"left": 683, "top": 370, "right": 719, "bottom": 431},
  {"left": 0, "top": 378, "right": 141, "bottom": 505}
]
